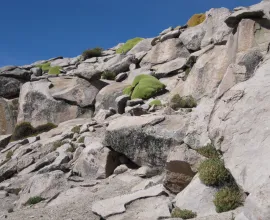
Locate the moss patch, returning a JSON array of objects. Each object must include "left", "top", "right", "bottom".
[
  {"left": 169, "top": 94, "right": 197, "bottom": 110},
  {"left": 199, "top": 158, "right": 231, "bottom": 186},
  {"left": 78, "top": 136, "right": 85, "bottom": 143},
  {"left": 171, "top": 208, "right": 197, "bottom": 219},
  {"left": 214, "top": 187, "right": 243, "bottom": 213},
  {"left": 124, "top": 74, "right": 165, "bottom": 100},
  {"left": 71, "top": 125, "right": 81, "bottom": 133},
  {"left": 48, "top": 66, "right": 61, "bottom": 75},
  {"left": 116, "top": 38, "right": 144, "bottom": 54},
  {"left": 187, "top": 13, "right": 206, "bottom": 27},
  {"left": 6, "top": 151, "right": 13, "bottom": 160},
  {"left": 82, "top": 47, "right": 103, "bottom": 60}
]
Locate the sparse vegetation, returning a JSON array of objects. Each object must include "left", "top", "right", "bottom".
[
  {"left": 171, "top": 208, "right": 197, "bottom": 219},
  {"left": 149, "top": 99, "right": 162, "bottom": 106},
  {"left": 123, "top": 74, "right": 165, "bottom": 100},
  {"left": 48, "top": 66, "right": 61, "bottom": 75},
  {"left": 101, "top": 70, "right": 116, "bottom": 80},
  {"left": 66, "top": 143, "right": 76, "bottom": 153},
  {"left": 214, "top": 187, "right": 243, "bottom": 213},
  {"left": 169, "top": 94, "right": 197, "bottom": 110},
  {"left": 187, "top": 13, "right": 206, "bottom": 27},
  {"left": 116, "top": 37, "right": 144, "bottom": 54},
  {"left": 197, "top": 143, "right": 220, "bottom": 159},
  {"left": 71, "top": 125, "right": 81, "bottom": 133},
  {"left": 6, "top": 151, "right": 13, "bottom": 160},
  {"left": 52, "top": 141, "right": 63, "bottom": 151},
  {"left": 11, "top": 122, "right": 57, "bottom": 141},
  {"left": 78, "top": 136, "right": 85, "bottom": 143},
  {"left": 198, "top": 158, "right": 231, "bottom": 186},
  {"left": 82, "top": 47, "right": 103, "bottom": 60},
  {"left": 25, "top": 196, "right": 45, "bottom": 205},
  {"left": 36, "top": 62, "right": 51, "bottom": 73}
]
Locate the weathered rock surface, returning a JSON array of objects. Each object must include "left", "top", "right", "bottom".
[
  {"left": 127, "top": 38, "right": 153, "bottom": 55},
  {"left": 0, "top": 66, "right": 32, "bottom": 80},
  {"left": 17, "top": 81, "right": 92, "bottom": 127},
  {"left": 0, "top": 76, "right": 22, "bottom": 99},
  {"left": 0, "top": 98, "right": 18, "bottom": 135},
  {"left": 49, "top": 77, "right": 107, "bottom": 107}
]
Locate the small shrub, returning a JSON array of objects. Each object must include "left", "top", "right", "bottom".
[
  {"left": 48, "top": 66, "right": 61, "bottom": 75},
  {"left": 187, "top": 13, "right": 206, "bottom": 27},
  {"left": 197, "top": 143, "right": 220, "bottom": 159},
  {"left": 123, "top": 85, "right": 133, "bottom": 96},
  {"left": 171, "top": 208, "right": 197, "bottom": 219},
  {"left": 116, "top": 38, "right": 144, "bottom": 54},
  {"left": 101, "top": 70, "right": 116, "bottom": 80},
  {"left": 36, "top": 62, "right": 51, "bottom": 73},
  {"left": 199, "top": 158, "right": 231, "bottom": 186},
  {"left": 6, "top": 151, "right": 13, "bottom": 160},
  {"left": 149, "top": 99, "right": 162, "bottom": 106},
  {"left": 169, "top": 94, "right": 197, "bottom": 110},
  {"left": 82, "top": 47, "right": 103, "bottom": 60},
  {"left": 7, "top": 208, "right": 14, "bottom": 213},
  {"left": 78, "top": 136, "right": 85, "bottom": 143},
  {"left": 214, "top": 187, "right": 243, "bottom": 213},
  {"left": 11, "top": 122, "right": 35, "bottom": 141},
  {"left": 26, "top": 196, "right": 45, "bottom": 205},
  {"left": 71, "top": 125, "right": 81, "bottom": 133},
  {"left": 11, "top": 122, "right": 57, "bottom": 141},
  {"left": 35, "top": 123, "right": 57, "bottom": 133},
  {"left": 52, "top": 141, "right": 62, "bottom": 151}
]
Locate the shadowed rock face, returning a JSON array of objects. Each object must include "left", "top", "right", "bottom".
[
  {"left": 0, "top": 77, "right": 22, "bottom": 99},
  {"left": 0, "top": 98, "right": 18, "bottom": 135}
]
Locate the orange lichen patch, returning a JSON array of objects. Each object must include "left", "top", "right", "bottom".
[{"left": 187, "top": 13, "right": 206, "bottom": 27}]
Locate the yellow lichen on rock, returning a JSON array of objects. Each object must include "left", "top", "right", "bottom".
[{"left": 187, "top": 13, "right": 206, "bottom": 27}]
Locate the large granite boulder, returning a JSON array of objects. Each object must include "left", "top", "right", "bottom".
[
  {"left": 17, "top": 81, "right": 92, "bottom": 127},
  {"left": 104, "top": 114, "right": 190, "bottom": 167},
  {"left": 0, "top": 76, "right": 22, "bottom": 99},
  {"left": 49, "top": 77, "right": 107, "bottom": 107},
  {"left": 127, "top": 38, "right": 153, "bottom": 55},
  {"left": 0, "top": 66, "right": 32, "bottom": 80},
  {"left": 140, "top": 38, "right": 190, "bottom": 67}
]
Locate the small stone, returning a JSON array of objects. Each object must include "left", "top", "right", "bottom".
[
  {"left": 135, "top": 166, "right": 159, "bottom": 178},
  {"left": 127, "top": 99, "right": 144, "bottom": 107},
  {"left": 114, "top": 164, "right": 129, "bottom": 175},
  {"left": 88, "top": 126, "right": 96, "bottom": 132},
  {"left": 115, "top": 95, "right": 130, "bottom": 114},
  {"left": 115, "top": 72, "right": 128, "bottom": 82},
  {"left": 129, "top": 63, "right": 137, "bottom": 71}
]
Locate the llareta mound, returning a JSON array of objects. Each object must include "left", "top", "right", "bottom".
[{"left": 1, "top": 1, "right": 270, "bottom": 219}]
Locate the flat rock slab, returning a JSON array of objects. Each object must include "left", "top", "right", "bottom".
[{"left": 92, "top": 184, "right": 167, "bottom": 218}]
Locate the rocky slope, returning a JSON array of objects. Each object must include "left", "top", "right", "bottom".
[{"left": 1, "top": 1, "right": 270, "bottom": 219}]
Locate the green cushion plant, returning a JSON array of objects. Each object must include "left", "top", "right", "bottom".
[
  {"left": 171, "top": 208, "right": 197, "bottom": 219},
  {"left": 48, "top": 66, "right": 61, "bottom": 75},
  {"left": 36, "top": 62, "right": 51, "bottom": 73},
  {"left": 187, "top": 13, "right": 206, "bottom": 27},
  {"left": 213, "top": 187, "right": 243, "bottom": 213},
  {"left": 101, "top": 70, "right": 116, "bottom": 80},
  {"left": 198, "top": 158, "right": 231, "bottom": 186},
  {"left": 149, "top": 99, "right": 162, "bottom": 106},
  {"left": 124, "top": 74, "right": 165, "bottom": 100},
  {"left": 116, "top": 38, "right": 144, "bottom": 54}
]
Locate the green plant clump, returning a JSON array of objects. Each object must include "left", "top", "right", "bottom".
[
  {"left": 123, "top": 74, "right": 165, "bottom": 100},
  {"left": 11, "top": 122, "right": 57, "bottom": 141},
  {"left": 116, "top": 37, "right": 144, "bottom": 54},
  {"left": 82, "top": 47, "right": 103, "bottom": 60},
  {"left": 52, "top": 141, "right": 63, "bottom": 151},
  {"left": 36, "top": 62, "right": 51, "bottom": 73},
  {"left": 214, "top": 187, "right": 243, "bottom": 213},
  {"left": 171, "top": 208, "right": 197, "bottom": 219},
  {"left": 169, "top": 94, "right": 197, "bottom": 110},
  {"left": 6, "top": 151, "right": 13, "bottom": 160},
  {"left": 48, "top": 66, "right": 61, "bottom": 75},
  {"left": 149, "top": 99, "right": 162, "bottom": 106},
  {"left": 197, "top": 143, "right": 220, "bottom": 159},
  {"left": 26, "top": 196, "right": 45, "bottom": 205},
  {"left": 101, "top": 70, "right": 116, "bottom": 80},
  {"left": 66, "top": 144, "right": 76, "bottom": 153},
  {"left": 187, "top": 13, "right": 206, "bottom": 27},
  {"left": 71, "top": 125, "right": 81, "bottom": 133},
  {"left": 199, "top": 158, "right": 231, "bottom": 186},
  {"left": 78, "top": 136, "right": 85, "bottom": 143}
]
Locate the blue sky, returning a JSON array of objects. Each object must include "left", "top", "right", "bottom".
[{"left": 0, "top": 0, "right": 259, "bottom": 67}]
